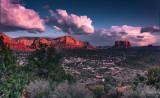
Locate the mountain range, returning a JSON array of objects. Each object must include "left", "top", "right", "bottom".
[{"left": 0, "top": 32, "right": 95, "bottom": 51}]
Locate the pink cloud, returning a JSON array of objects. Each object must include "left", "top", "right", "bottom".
[
  {"left": 0, "top": 0, "right": 45, "bottom": 33},
  {"left": 95, "top": 25, "right": 158, "bottom": 46},
  {"left": 53, "top": 26, "right": 62, "bottom": 31},
  {"left": 46, "top": 9, "right": 94, "bottom": 34}
]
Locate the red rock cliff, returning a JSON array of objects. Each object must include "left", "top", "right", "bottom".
[
  {"left": 12, "top": 35, "right": 95, "bottom": 50},
  {"left": 0, "top": 32, "right": 34, "bottom": 51},
  {"left": 114, "top": 40, "right": 131, "bottom": 48}
]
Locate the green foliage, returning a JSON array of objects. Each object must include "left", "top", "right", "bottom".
[
  {"left": 92, "top": 85, "right": 105, "bottom": 98},
  {"left": 123, "top": 84, "right": 160, "bottom": 98},
  {"left": 25, "top": 79, "right": 50, "bottom": 98},
  {"left": 36, "top": 89, "right": 49, "bottom": 98},
  {"left": 146, "top": 67, "right": 160, "bottom": 88},
  {"left": 26, "top": 43, "right": 75, "bottom": 83},
  {"left": 104, "top": 83, "right": 112, "bottom": 93},
  {"left": 0, "top": 36, "right": 29, "bottom": 98},
  {"left": 108, "top": 88, "right": 123, "bottom": 98},
  {"left": 51, "top": 81, "right": 93, "bottom": 98}
]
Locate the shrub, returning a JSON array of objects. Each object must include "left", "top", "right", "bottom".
[
  {"left": 146, "top": 67, "right": 160, "bottom": 88},
  {"left": 92, "top": 85, "right": 105, "bottom": 98},
  {"left": 108, "top": 88, "right": 123, "bottom": 98},
  {"left": 123, "top": 84, "right": 160, "bottom": 98},
  {"left": 0, "top": 36, "right": 29, "bottom": 98},
  {"left": 50, "top": 81, "right": 93, "bottom": 98},
  {"left": 25, "top": 79, "right": 50, "bottom": 98}
]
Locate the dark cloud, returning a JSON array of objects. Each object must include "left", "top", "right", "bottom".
[
  {"left": 141, "top": 26, "right": 160, "bottom": 33},
  {"left": 119, "top": 32, "right": 128, "bottom": 35},
  {"left": 137, "top": 35, "right": 144, "bottom": 38}
]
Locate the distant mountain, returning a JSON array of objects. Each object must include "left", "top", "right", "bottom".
[
  {"left": 0, "top": 32, "right": 34, "bottom": 51},
  {"left": 0, "top": 32, "right": 95, "bottom": 51},
  {"left": 96, "top": 46, "right": 111, "bottom": 49}
]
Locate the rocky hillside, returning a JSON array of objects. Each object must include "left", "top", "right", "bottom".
[
  {"left": 0, "top": 32, "right": 34, "bottom": 51},
  {"left": 0, "top": 32, "right": 95, "bottom": 51}
]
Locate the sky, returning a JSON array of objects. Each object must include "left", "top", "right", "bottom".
[{"left": 0, "top": 0, "right": 160, "bottom": 46}]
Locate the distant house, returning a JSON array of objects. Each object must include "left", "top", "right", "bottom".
[{"left": 96, "top": 75, "right": 103, "bottom": 78}]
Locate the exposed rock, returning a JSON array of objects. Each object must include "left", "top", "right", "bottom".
[
  {"left": 0, "top": 32, "right": 95, "bottom": 50},
  {"left": 114, "top": 41, "right": 131, "bottom": 49},
  {"left": 0, "top": 33, "right": 34, "bottom": 51}
]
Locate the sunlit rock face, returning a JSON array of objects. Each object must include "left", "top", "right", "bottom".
[
  {"left": 114, "top": 41, "right": 131, "bottom": 49},
  {"left": 30, "top": 36, "right": 96, "bottom": 49},
  {"left": 0, "top": 32, "right": 95, "bottom": 50},
  {"left": 53, "top": 36, "right": 95, "bottom": 49},
  {"left": 0, "top": 32, "right": 34, "bottom": 51}
]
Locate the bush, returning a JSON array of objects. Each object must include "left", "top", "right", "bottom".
[
  {"left": 50, "top": 81, "right": 93, "bottom": 98},
  {"left": 0, "top": 36, "right": 29, "bottom": 98},
  {"left": 123, "top": 84, "right": 160, "bottom": 98},
  {"left": 25, "top": 79, "right": 50, "bottom": 98},
  {"left": 92, "top": 85, "right": 105, "bottom": 98},
  {"left": 146, "top": 67, "right": 160, "bottom": 88},
  {"left": 108, "top": 88, "right": 123, "bottom": 98}
]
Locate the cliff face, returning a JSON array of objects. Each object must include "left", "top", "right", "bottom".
[
  {"left": 0, "top": 32, "right": 34, "bottom": 51},
  {"left": 114, "top": 41, "right": 131, "bottom": 49},
  {"left": 0, "top": 33, "right": 95, "bottom": 50},
  {"left": 30, "top": 36, "right": 95, "bottom": 49}
]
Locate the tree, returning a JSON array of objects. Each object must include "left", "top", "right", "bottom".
[
  {"left": 0, "top": 36, "right": 29, "bottom": 98},
  {"left": 26, "top": 43, "right": 74, "bottom": 83},
  {"left": 146, "top": 67, "right": 160, "bottom": 88}
]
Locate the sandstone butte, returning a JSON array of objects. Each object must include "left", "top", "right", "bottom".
[
  {"left": 0, "top": 32, "right": 95, "bottom": 51},
  {"left": 114, "top": 40, "right": 131, "bottom": 49}
]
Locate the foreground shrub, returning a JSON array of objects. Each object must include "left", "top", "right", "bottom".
[
  {"left": 50, "top": 81, "right": 93, "bottom": 98},
  {"left": 146, "top": 67, "right": 160, "bottom": 88},
  {"left": 108, "top": 88, "right": 123, "bottom": 98},
  {"left": 25, "top": 79, "right": 50, "bottom": 98},
  {"left": 123, "top": 84, "right": 160, "bottom": 98},
  {"left": 92, "top": 85, "right": 105, "bottom": 98},
  {"left": 0, "top": 36, "right": 29, "bottom": 98}
]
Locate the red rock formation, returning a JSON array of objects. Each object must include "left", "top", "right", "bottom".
[
  {"left": 0, "top": 32, "right": 34, "bottom": 51},
  {"left": 114, "top": 40, "right": 131, "bottom": 48},
  {"left": 0, "top": 32, "right": 95, "bottom": 50},
  {"left": 53, "top": 36, "right": 95, "bottom": 49}
]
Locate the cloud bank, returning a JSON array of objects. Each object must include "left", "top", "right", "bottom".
[
  {"left": 74, "top": 25, "right": 159, "bottom": 46},
  {"left": 45, "top": 9, "right": 159, "bottom": 46},
  {"left": 45, "top": 9, "right": 94, "bottom": 35},
  {"left": 0, "top": 0, "right": 45, "bottom": 33}
]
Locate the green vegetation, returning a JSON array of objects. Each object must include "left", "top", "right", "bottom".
[
  {"left": 25, "top": 43, "right": 75, "bottom": 83},
  {"left": 146, "top": 67, "right": 160, "bottom": 88},
  {"left": 123, "top": 84, "right": 160, "bottom": 98},
  {"left": 92, "top": 85, "right": 105, "bottom": 98},
  {"left": 0, "top": 36, "right": 29, "bottom": 98}
]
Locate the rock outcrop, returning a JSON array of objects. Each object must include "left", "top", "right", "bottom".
[
  {"left": 113, "top": 41, "right": 131, "bottom": 49},
  {"left": 0, "top": 32, "right": 95, "bottom": 50},
  {"left": 0, "top": 32, "right": 34, "bottom": 51}
]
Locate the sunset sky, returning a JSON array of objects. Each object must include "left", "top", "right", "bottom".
[{"left": 1, "top": 0, "right": 160, "bottom": 46}]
